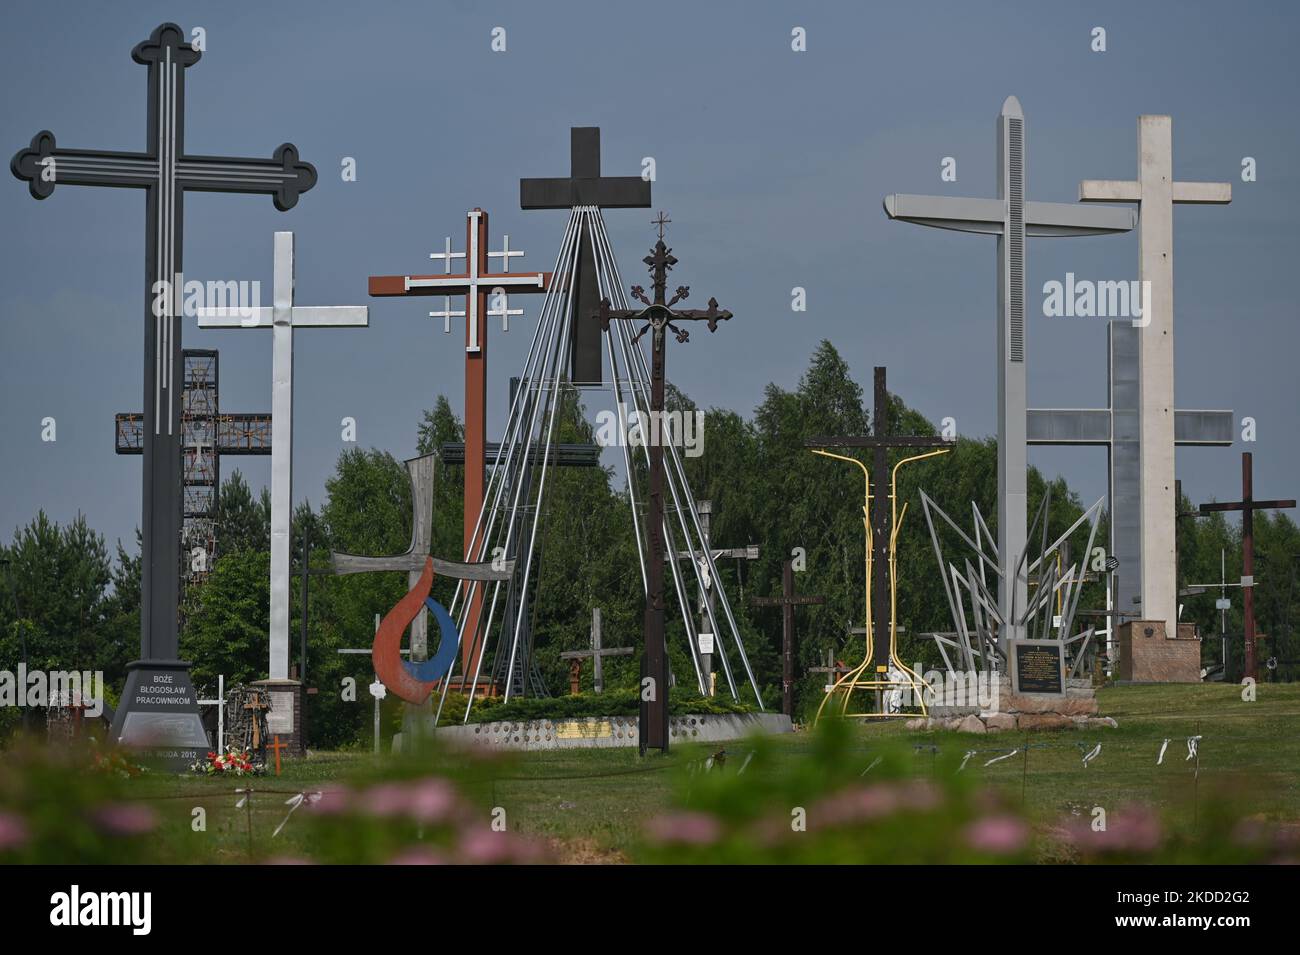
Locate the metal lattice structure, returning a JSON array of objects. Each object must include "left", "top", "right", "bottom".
[
  {"left": 434, "top": 205, "right": 763, "bottom": 722},
  {"left": 920, "top": 487, "right": 1104, "bottom": 678},
  {"left": 116, "top": 349, "right": 272, "bottom": 585}
]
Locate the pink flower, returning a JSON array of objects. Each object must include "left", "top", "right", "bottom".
[
  {"left": 1065, "top": 805, "right": 1162, "bottom": 855},
  {"left": 360, "top": 783, "right": 410, "bottom": 818},
  {"left": 388, "top": 848, "right": 448, "bottom": 865},
  {"left": 813, "top": 785, "right": 901, "bottom": 827},
  {"left": 90, "top": 803, "right": 158, "bottom": 837},
  {"left": 407, "top": 779, "right": 458, "bottom": 824},
  {"left": 263, "top": 856, "right": 313, "bottom": 865},
  {"left": 457, "top": 827, "right": 545, "bottom": 864},
  {"left": 0, "top": 811, "right": 29, "bottom": 851},
  {"left": 644, "top": 811, "right": 722, "bottom": 847},
  {"left": 307, "top": 788, "right": 352, "bottom": 816},
  {"left": 964, "top": 815, "right": 1030, "bottom": 855}
]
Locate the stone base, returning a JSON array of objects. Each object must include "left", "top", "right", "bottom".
[
  {"left": 1117, "top": 620, "right": 1202, "bottom": 683},
  {"left": 430, "top": 712, "right": 793, "bottom": 751},
  {"left": 915, "top": 676, "right": 1115, "bottom": 733},
  {"left": 251, "top": 678, "right": 303, "bottom": 757},
  {"left": 109, "top": 659, "right": 210, "bottom": 771}
]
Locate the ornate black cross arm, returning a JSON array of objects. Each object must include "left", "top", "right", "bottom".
[{"left": 596, "top": 230, "right": 733, "bottom": 342}]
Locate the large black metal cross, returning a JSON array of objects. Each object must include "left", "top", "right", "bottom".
[
  {"left": 597, "top": 217, "right": 732, "bottom": 754},
  {"left": 1198, "top": 452, "right": 1296, "bottom": 682},
  {"left": 521, "top": 127, "right": 651, "bottom": 385},
  {"left": 807, "top": 366, "right": 952, "bottom": 674},
  {"left": 11, "top": 23, "right": 316, "bottom": 669}
]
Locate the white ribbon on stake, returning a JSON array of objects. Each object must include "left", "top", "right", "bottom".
[
  {"left": 984, "top": 748, "right": 1020, "bottom": 768},
  {"left": 1081, "top": 743, "right": 1102, "bottom": 767},
  {"left": 272, "top": 791, "right": 321, "bottom": 838},
  {"left": 1186, "top": 736, "right": 1202, "bottom": 761},
  {"left": 1157, "top": 739, "right": 1170, "bottom": 765},
  {"left": 958, "top": 750, "right": 977, "bottom": 772}
]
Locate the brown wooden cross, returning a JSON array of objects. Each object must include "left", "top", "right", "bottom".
[
  {"left": 751, "top": 560, "right": 825, "bottom": 717},
  {"left": 243, "top": 691, "right": 269, "bottom": 751},
  {"left": 268, "top": 734, "right": 288, "bottom": 776},
  {"left": 806, "top": 366, "right": 951, "bottom": 672},
  {"left": 369, "top": 209, "right": 552, "bottom": 680},
  {"left": 558, "top": 608, "right": 634, "bottom": 695},
  {"left": 596, "top": 216, "right": 732, "bottom": 754},
  {"left": 1198, "top": 452, "right": 1296, "bottom": 681}
]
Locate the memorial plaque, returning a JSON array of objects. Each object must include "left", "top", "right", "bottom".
[
  {"left": 267, "top": 690, "right": 295, "bottom": 735},
  {"left": 1010, "top": 639, "right": 1065, "bottom": 696},
  {"left": 112, "top": 663, "right": 209, "bottom": 769},
  {"left": 556, "top": 720, "right": 613, "bottom": 739}
]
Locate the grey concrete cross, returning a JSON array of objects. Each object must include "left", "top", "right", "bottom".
[{"left": 883, "top": 96, "right": 1136, "bottom": 651}]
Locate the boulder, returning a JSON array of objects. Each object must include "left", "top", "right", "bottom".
[
  {"left": 983, "top": 712, "right": 1016, "bottom": 732},
  {"left": 957, "top": 714, "right": 986, "bottom": 734}
]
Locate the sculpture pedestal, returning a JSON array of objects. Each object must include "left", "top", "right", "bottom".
[
  {"left": 1116, "top": 620, "right": 1202, "bottom": 683},
  {"left": 109, "top": 659, "right": 210, "bottom": 771}
]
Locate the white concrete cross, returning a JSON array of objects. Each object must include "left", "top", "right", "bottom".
[
  {"left": 428, "top": 235, "right": 466, "bottom": 334},
  {"left": 1078, "top": 115, "right": 1232, "bottom": 633},
  {"left": 197, "top": 231, "right": 368, "bottom": 681}
]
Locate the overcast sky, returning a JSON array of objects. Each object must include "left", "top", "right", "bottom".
[{"left": 2, "top": 0, "right": 1296, "bottom": 557}]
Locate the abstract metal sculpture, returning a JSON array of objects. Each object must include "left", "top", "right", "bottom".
[
  {"left": 330, "top": 454, "right": 515, "bottom": 704},
  {"left": 920, "top": 486, "right": 1104, "bottom": 680},
  {"left": 197, "top": 232, "right": 368, "bottom": 682},
  {"left": 10, "top": 23, "right": 316, "bottom": 762},
  {"left": 883, "top": 96, "right": 1135, "bottom": 651},
  {"left": 598, "top": 214, "right": 734, "bottom": 754}
]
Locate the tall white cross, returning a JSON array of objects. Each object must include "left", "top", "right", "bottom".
[
  {"left": 1078, "top": 115, "right": 1231, "bottom": 632},
  {"left": 197, "top": 231, "right": 368, "bottom": 680}
]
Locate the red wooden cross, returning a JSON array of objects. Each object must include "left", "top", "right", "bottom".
[
  {"left": 268, "top": 734, "right": 289, "bottom": 776},
  {"left": 369, "top": 209, "right": 552, "bottom": 678}
]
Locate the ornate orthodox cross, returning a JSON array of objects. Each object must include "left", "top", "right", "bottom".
[
  {"left": 883, "top": 96, "right": 1135, "bottom": 650},
  {"left": 1198, "top": 453, "right": 1295, "bottom": 682},
  {"left": 369, "top": 209, "right": 550, "bottom": 678},
  {"left": 597, "top": 217, "right": 731, "bottom": 754},
  {"left": 521, "top": 127, "right": 652, "bottom": 384},
  {"left": 197, "top": 232, "right": 368, "bottom": 682},
  {"left": 807, "top": 366, "right": 951, "bottom": 678},
  {"left": 751, "top": 560, "right": 825, "bottom": 717},
  {"left": 10, "top": 23, "right": 316, "bottom": 668}
]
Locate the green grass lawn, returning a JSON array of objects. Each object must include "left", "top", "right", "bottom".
[{"left": 130, "top": 682, "right": 1300, "bottom": 862}]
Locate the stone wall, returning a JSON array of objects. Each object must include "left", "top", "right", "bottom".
[
  {"left": 434, "top": 712, "right": 793, "bottom": 751},
  {"left": 909, "top": 676, "right": 1116, "bottom": 733},
  {"left": 1116, "top": 619, "right": 1202, "bottom": 683}
]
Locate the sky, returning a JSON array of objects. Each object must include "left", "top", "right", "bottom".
[{"left": 2, "top": 0, "right": 1297, "bottom": 559}]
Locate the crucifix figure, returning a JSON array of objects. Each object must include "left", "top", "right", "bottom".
[
  {"left": 370, "top": 209, "right": 551, "bottom": 680},
  {"left": 197, "top": 232, "right": 368, "bottom": 682},
  {"left": 597, "top": 215, "right": 732, "bottom": 754},
  {"left": 115, "top": 349, "right": 272, "bottom": 586},
  {"left": 808, "top": 366, "right": 950, "bottom": 716},
  {"left": 559, "top": 608, "right": 634, "bottom": 695},
  {"left": 1073, "top": 115, "right": 1233, "bottom": 636},
  {"left": 521, "top": 127, "right": 652, "bottom": 384},
  {"left": 751, "top": 560, "right": 825, "bottom": 717},
  {"left": 665, "top": 500, "right": 759, "bottom": 695},
  {"left": 883, "top": 96, "right": 1135, "bottom": 652},
  {"left": 1198, "top": 453, "right": 1295, "bottom": 682},
  {"left": 10, "top": 23, "right": 316, "bottom": 761}
]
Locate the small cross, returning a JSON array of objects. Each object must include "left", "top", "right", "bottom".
[
  {"left": 652, "top": 211, "right": 671, "bottom": 239},
  {"left": 428, "top": 235, "right": 466, "bottom": 334},
  {"left": 268, "top": 734, "right": 288, "bottom": 775},
  {"left": 559, "top": 608, "right": 633, "bottom": 694}
]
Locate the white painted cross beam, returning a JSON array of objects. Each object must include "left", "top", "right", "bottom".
[
  {"left": 883, "top": 96, "right": 1136, "bottom": 651},
  {"left": 197, "top": 231, "right": 369, "bottom": 681},
  {"left": 1076, "top": 115, "right": 1232, "bottom": 634}
]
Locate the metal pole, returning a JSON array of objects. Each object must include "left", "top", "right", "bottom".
[
  {"left": 1242, "top": 453, "right": 1257, "bottom": 682},
  {"left": 782, "top": 560, "right": 795, "bottom": 717},
  {"left": 641, "top": 322, "right": 669, "bottom": 755},
  {"left": 217, "top": 673, "right": 225, "bottom": 752}
]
